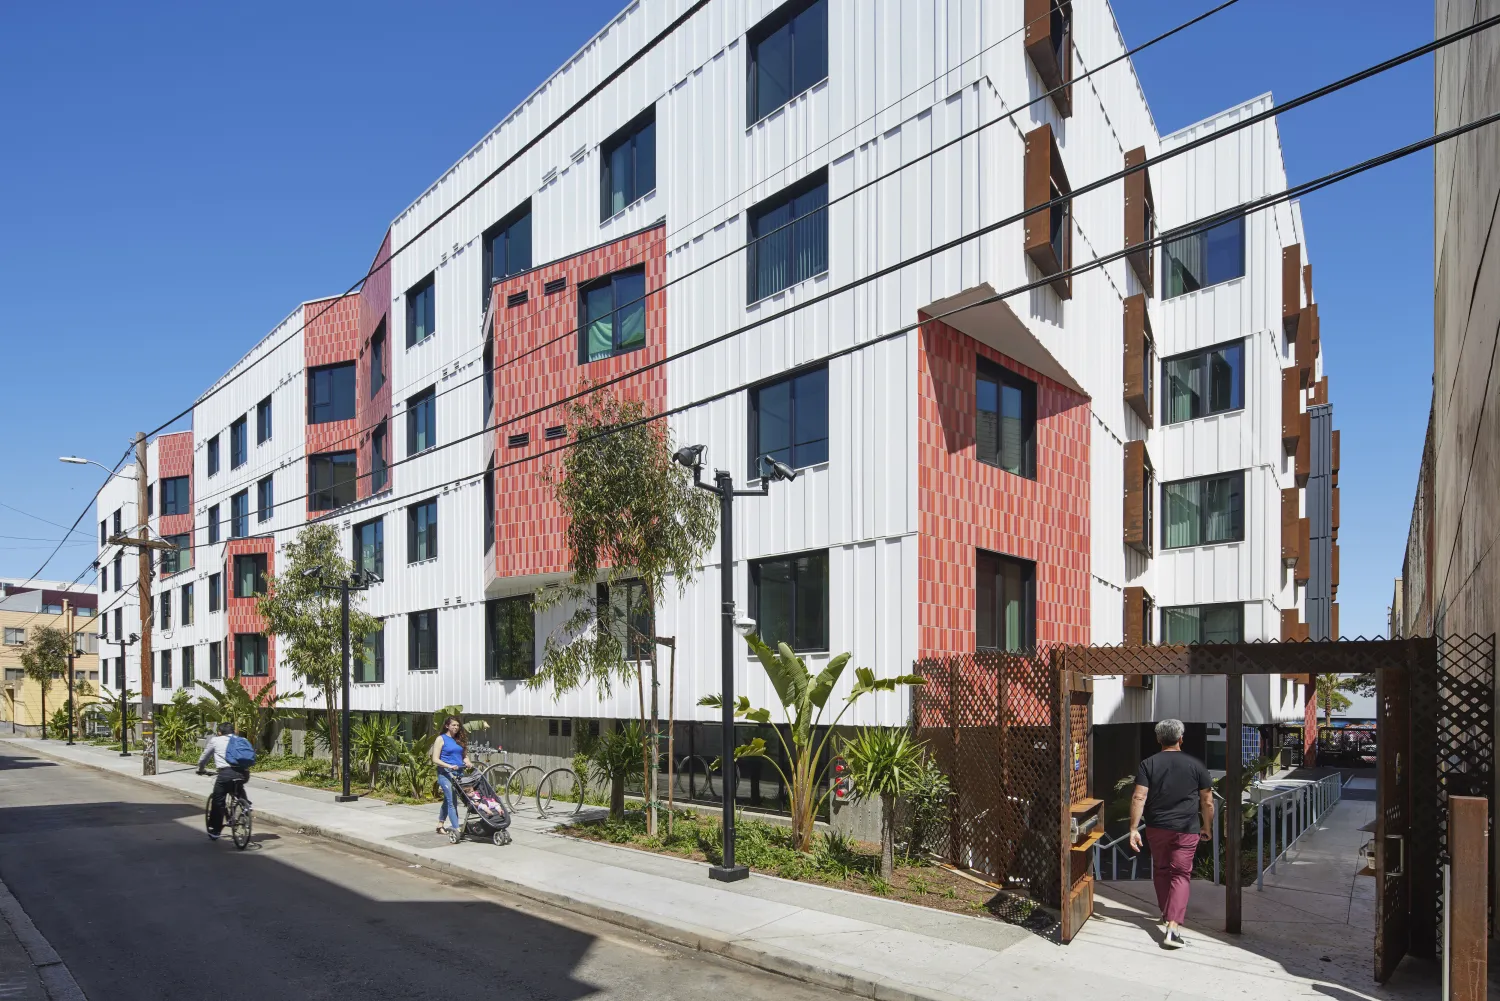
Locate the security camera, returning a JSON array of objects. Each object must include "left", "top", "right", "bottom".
[
  {"left": 765, "top": 458, "right": 798, "bottom": 483},
  {"left": 672, "top": 444, "right": 706, "bottom": 470}
]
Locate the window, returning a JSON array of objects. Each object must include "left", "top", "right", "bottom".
[
  {"left": 161, "top": 533, "right": 190, "bottom": 575},
  {"left": 485, "top": 595, "right": 535, "bottom": 680},
  {"left": 354, "top": 517, "right": 384, "bottom": 580},
  {"left": 113, "top": 509, "right": 122, "bottom": 537},
  {"left": 208, "top": 573, "right": 221, "bottom": 613},
  {"left": 370, "top": 320, "right": 387, "bottom": 396},
  {"left": 100, "top": 565, "right": 107, "bottom": 592},
  {"left": 1162, "top": 471, "right": 1245, "bottom": 549},
  {"left": 41, "top": 603, "right": 62, "bottom": 616},
  {"left": 233, "top": 553, "right": 267, "bottom": 598},
  {"left": 600, "top": 107, "right": 657, "bottom": 219},
  {"left": 113, "top": 553, "right": 122, "bottom": 591},
  {"left": 159, "top": 592, "right": 172, "bottom": 632},
  {"left": 77, "top": 606, "right": 94, "bottom": 618},
  {"left": 1122, "top": 293, "right": 1154, "bottom": 426},
  {"left": 181, "top": 583, "right": 194, "bottom": 626},
  {"left": 406, "top": 387, "right": 436, "bottom": 455},
  {"left": 207, "top": 504, "right": 220, "bottom": 545},
  {"left": 976, "top": 357, "right": 1037, "bottom": 478},
  {"left": 308, "top": 451, "right": 357, "bottom": 511},
  {"left": 355, "top": 624, "right": 384, "bottom": 683},
  {"left": 1123, "top": 147, "right": 1154, "bottom": 290},
  {"left": 209, "top": 641, "right": 222, "bottom": 680},
  {"left": 1162, "top": 340, "right": 1244, "bottom": 424},
  {"left": 749, "top": 365, "right": 827, "bottom": 478},
  {"left": 147, "top": 484, "right": 153, "bottom": 516},
  {"left": 1124, "top": 440, "right": 1155, "bottom": 557},
  {"left": 1023, "top": 124, "right": 1072, "bottom": 298},
  {"left": 159, "top": 476, "right": 189, "bottom": 516},
  {"left": 181, "top": 646, "right": 195, "bottom": 689},
  {"left": 207, "top": 435, "right": 220, "bottom": 476},
  {"left": 747, "top": 172, "right": 828, "bottom": 302},
  {"left": 230, "top": 416, "right": 247, "bottom": 468},
  {"left": 601, "top": 579, "right": 653, "bottom": 662},
  {"left": 1162, "top": 214, "right": 1245, "bottom": 298},
  {"left": 408, "top": 499, "right": 438, "bottom": 563},
  {"left": 482, "top": 340, "right": 494, "bottom": 421},
  {"left": 408, "top": 610, "right": 438, "bottom": 671},
  {"left": 977, "top": 551, "right": 1036, "bottom": 652},
  {"left": 406, "top": 274, "right": 436, "bottom": 347},
  {"left": 483, "top": 460, "right": 495, "bottom": 552},
  {"left": 308, "top": 363, "right": 357, "bottom": 424},
  {"left": 750, "top": 549, "right": 829, "bottom": 652},
  {"left": 113, "top": 608, "right": 122, "bottom": 639},
  {"left": 100, "top": 518, "right": 107, "bottom": 547},
  {"left": 580, "top": 269, "right": 647, "bottom": 362},
  {"left": 230, "top": 491, "right": 249, "bottom": 538},
  {"left": 235, "top": 633, "right": 268, "bottom": 677},
  {"left": 3, "top": 668, "right": 23, "bottom": 680},
  {"left": 483, "top": 204, "right": 532, "bottom": 307},
  {"left": 747, "top": 0, "right": 828, "bottom": 124},
  {"left": 256, "top": 476, "right": 274, "bottom": 522},
  {"left": 1023, "top": 0, "right": 1072, "bottom": 116},
  {"left": 257, "top": 395, "right": 273, "bottom": 444},
  {"left": 371, "top": 422, "right": 389, "bottom": 493},
  {"left": 160, "top": 649, "right": 172, "bottom": 689},
  {"left": 100, "top": 611, "right": 107, "bottom": 640},
  {"left": 1161, "top": 603, "right": 1243, "bottom": 644},
  {"left": 3, "top": 628, "right": 24, "bottom": 646}
]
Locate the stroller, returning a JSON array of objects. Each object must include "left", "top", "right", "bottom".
[{"left": 447, "top": 766, "right": 512, "bottom": 846}]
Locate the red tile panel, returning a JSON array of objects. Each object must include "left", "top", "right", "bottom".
[
  {"left": 224, "top": 536, "right": 276, "bottom": 698},
  {"left": 303, "top": 293, "right": 362, "bottom": 514},
  {"left": 916, "top": 317, "right": 1092, "bottom": 657},
  {"left": 357, "top": 232, "right": 394, "bottom": 499},
  {"left": 156, "top": 431, "right": 195, "bottom": 578}
]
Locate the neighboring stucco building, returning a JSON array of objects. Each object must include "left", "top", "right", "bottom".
[{"left": 0, "top": 582, "right": 99, "bottom": 736}]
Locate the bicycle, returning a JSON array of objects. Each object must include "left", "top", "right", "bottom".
[{"left": 201, "top": 771, "right": 253, "bottom": 850}]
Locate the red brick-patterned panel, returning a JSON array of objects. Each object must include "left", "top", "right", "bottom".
[
  {"left": 916, "top": 317, "right": 1091, "bottom": 657},
  {"left": 224, "top": 536, "right": 276, "bottom": 698},
  {"left": 491, "top": 225, "right": 668, "bottom": 578},
  {"left": 157, "top": 431, "right": 195, "bottom": 578},
  {"left": 304, "top": 293, "right": 362, "bottom": 514},
  {"left": 1303, "top": 683, "right": 1318, "bottom": 766},
  {"left": 357, "top": 231, "right": 394, "bottom": 499}
]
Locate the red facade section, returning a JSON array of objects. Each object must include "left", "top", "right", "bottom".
[
  {"left": 489, "top": 225, "right": 668, "bottom": 578},
  {"left": 916, "top": 317, "right": 1092, "bottom": 656},
  {"left": 157, "top": 431, "right": 195, "bottom": 579},
  {"left": 224, "top": 536, "right": 276, "bottom": 697},
  {"left": 303, "top": 294, "right": 362, "bottom": 514},
  {"left": 357, "top": 232, "right": 394, "bottom": 499}
]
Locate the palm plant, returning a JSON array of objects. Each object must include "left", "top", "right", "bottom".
[
  {"left": 96, "top": 687, "right": 138, "bottom": 741},
  {"left": 155, "top": 691, "right": 199, "bottom": 755},
  {"left": 195, "top": 677, "right": 303, "bottom": 751},
  {"left": 351, "top": 716, "right": 402, "bottom": 790},
  {"left": 700, "top": 636, "right": 925, "bottom": 852},
  {"left": 393, "top": 737, "right": 437, "bottom": 800},
  {"left": 590, "top": 721, "right": 647, "bottom": 818},
  {"left": 842, "top": 727, "right": 928, "bottom": 878}
]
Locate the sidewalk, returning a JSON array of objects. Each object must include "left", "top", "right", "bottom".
[{"left": 1, "top": 738, "right": 1432, "bottom": 1001}]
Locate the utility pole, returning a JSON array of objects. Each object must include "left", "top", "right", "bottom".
[{"left": 64, "top": 599, "right": 75, "bottom": 745}]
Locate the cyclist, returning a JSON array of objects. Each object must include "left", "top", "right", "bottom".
[{"left": 197, "top": 721, "right": 251, "bottom": 840}]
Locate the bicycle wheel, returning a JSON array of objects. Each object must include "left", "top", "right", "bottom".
[
  {"left": 231, "top": 801, "right": 252, "bottom": 850},
  {"left": 536, "top": 767, "right": 584, "bottom": 817},
  {"left": 203, "top": 794, "right": 214, "bottom": 833},
  {"left": 504, "top": 764, "right": 543, "bottom": 811}
]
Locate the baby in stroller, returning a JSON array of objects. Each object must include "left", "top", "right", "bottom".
[{"left": 451, "top": 768, "right": 511, "bottom": 845}]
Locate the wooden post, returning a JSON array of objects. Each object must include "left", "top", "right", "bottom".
[
  {"left": 1225, "top": 673, "right": 1243, "bottom": 934},
  {"left": 1448, "top": 796, "right": 1488, "bottom": 1000}
]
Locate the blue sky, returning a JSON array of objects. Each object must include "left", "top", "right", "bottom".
[{"left": 0, "top": 0, "right": 1433, "bottom": 638}]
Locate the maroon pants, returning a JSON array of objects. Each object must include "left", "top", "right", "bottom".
[{"left": 1145, "top": 826, "right": 1200, "bottom": 924}]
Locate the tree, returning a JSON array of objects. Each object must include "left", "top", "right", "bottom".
[
  {"left": 257, "top": 524, "right": 378, "bottom": 779},
  {"left": 195, "top": 676, "right": 303, "bottom": 752},
  {"left": 589, "top": 721, "right": 648, "bottom": 818},
  {"left": 351, "top": 716, "right": 402, "bottom": 790},
  {"left": 155, "top": 690, "right": 198, "bottom": 755},
  {"left": 526, "top": 388, "right": 718, "bottom": 836},
  {"left": 1315, "top": 673, "right": 1352, "bottom": 728},
  {"left": 842, "top": 727, "right": 928, "bottom": 879},
  {"left": 20, "top": 625, "right": 68, "bottom": 739}
]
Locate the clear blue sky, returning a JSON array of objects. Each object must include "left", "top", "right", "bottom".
[{"left": 0, "top": 0, "right": 1433, "bottom": 638}]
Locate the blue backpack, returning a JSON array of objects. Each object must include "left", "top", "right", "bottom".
[{"left": 225, "top": 735, "right": 257, "bottom": 769}]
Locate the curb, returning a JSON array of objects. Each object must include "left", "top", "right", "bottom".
[{"left": 3, "top": 740, "right": 961, "bottom": 1001}]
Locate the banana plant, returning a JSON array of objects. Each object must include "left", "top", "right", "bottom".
[{"left": 699, "top": 635, "right": 925, "bottom": 852}]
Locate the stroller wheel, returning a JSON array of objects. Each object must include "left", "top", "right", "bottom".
[
  {"left": 492, "top": 830, "right": 510, "bottom": 846},
  {"left": 448, "top": 827, "right": 462, "bottom": 845}
]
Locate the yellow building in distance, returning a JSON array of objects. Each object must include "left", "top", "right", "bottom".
[{"left": 0, "top": 582, "right": 100, "bottom": 735}]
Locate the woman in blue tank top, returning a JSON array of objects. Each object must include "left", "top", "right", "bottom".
[{"left": 429, "top": 715, "right": 472, "bottom": 834}]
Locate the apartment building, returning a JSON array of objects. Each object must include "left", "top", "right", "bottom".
[
  {"left": 0, "top": 581, "right": 99, "bottom": 735},
  {"left": 95, "top": 0, "right": 1332, "bottom": 788}
]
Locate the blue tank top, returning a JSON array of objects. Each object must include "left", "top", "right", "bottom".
[{"left": 439, "top": 733, "right": 465, "bottom": 768}]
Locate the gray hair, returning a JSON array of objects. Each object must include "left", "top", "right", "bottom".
[{"left": 1155, "top": 719, "right": 1185, "bottom": 747}]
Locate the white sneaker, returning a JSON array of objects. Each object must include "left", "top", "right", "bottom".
[{"left": 1163, "top": 930, "right": 1186, "bottom": 949}]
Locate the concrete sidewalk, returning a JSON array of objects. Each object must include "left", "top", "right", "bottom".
[{"left": 1, "top": 738, "right": 1432, "bottom": 1001}]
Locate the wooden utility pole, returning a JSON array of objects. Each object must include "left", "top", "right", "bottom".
[{"left": 63, "top": 600, "right": 74, "bottom": 745}]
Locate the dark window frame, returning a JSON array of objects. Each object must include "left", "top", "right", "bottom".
[
  {"left": 353, "top": 516, "right": 384, "bottom": 580},
  {"left": 256, "top": 475, "right": 274, "bottom": 523},
  {"left": 408, "top": 609, "right": 438, "bottom": 672},
  {"left": 235, "top": 633, "right": 269, "bottom": 677},
  {"left": 749, "top": 549, "right": 830, "bottom": 653},
  {"left": 407, "top": 498, "right": 438, "bottom": 563},
  {"left": 1161, "top": 212, "right": 1247, "bottom": 299},
  {"left": 181, "top": 582, "right": 194, "bottom": 627},
  {"left": 976, "top": 549, "right": 1037, "bottom": 653},
  {"left": 578, "top": 267, "right": 648, "bottom": 363},
  {"left": 406, "top": 386, "right": 436, "bottom": 456},
  {"left": 746, "top": 0, "right": 829, "bottom": 125},
  {"left": 485, "top": 595, "right": 536, "bottom": 681},
  {"left": 160, "top": 533, "right": 190, "bottom": 576},
  {"left": 746, "top": 170, "right": 829, "bottom": 303},
  {"left": 230, "top": 417, "right": 248, "bottom": 468},
  {"left": 406, "top": 273, "right": 436, "bottom": 347},
  {"left": 1161, "top": 338, "right": 1246, "bottom": 425},
  {"left": 600, "top": 106, "right": 658, "bottom": 220},
  {"left": 256, "top": 395, "right": 273, "bottom": 444},
  {"left": 206, "top": 435, "right": 220, "bottom": 477},
  {"left": 307, "top": 362, "right": 357, "bottom": 425},
  {"left": 233, "top": 553, "right": 268, "bottom": 598},
  {"left": 369, "top": 319, "right": 387, "bottom": 397},
  {"left": 371, "top": 422, "right": 389, "bottom": 493},
  {"left": 209, "top": 640, "right": 222, "bottom": 680},
  {"left": 160, "top": 476, "right": 190, "bottom": 517},
  {"left": 208, "top": 573, "right": 221, "bottom": 613},
  {"left": 1160, "top": 602, "right": 1245, "bottom": 644},
  {"left": 354, "top": 623, "right": 385, "bottom": 684},
  {"left": 1161, "top": 470, "right": 1247, "bottom": 550},
  {"left": 207, "top": 504, "right": 221, "bottom": 545},
  {"left": 975, "top": 356, "right": 1038, "bottom": 479},
  {"left": 308, "top": 451, "right": 358, "bottom": 512},
  {"left": 482, "top": 202, "right": 533, "bottom": 308},
  {"left": 748, "top": 363, "right": 829, "bottom": 479}
]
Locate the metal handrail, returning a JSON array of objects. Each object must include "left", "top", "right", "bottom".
[
  {"left": 1092, "top": 792, "right": 1225, "bottom": 884},
  {"left": 1254, "top": 772, "right": 1343, "bottom": 889}
]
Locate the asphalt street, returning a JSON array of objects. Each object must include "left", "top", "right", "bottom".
[{"left": 0, "top": 744, "right": 850, "bottom": 1001}]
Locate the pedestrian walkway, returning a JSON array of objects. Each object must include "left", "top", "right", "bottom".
[{"left": 0, "top": 739, "right": 1437, "bottom": 1001}]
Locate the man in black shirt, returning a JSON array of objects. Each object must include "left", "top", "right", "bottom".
[{"left": 1128, "top": 718, "right": 1213, "bottom": 948}]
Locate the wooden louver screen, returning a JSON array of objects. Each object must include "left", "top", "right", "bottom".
[
  {"left": 1123, "top": 439, "right": 1151, "bottom": 554},
  {"left": 1281, "top": 368, "right": 1301, "bottom": 449},
  {"left": 1024, "top": 0, "right": 1072, "bottom": 117},
  {"left": 1281, "top": 488, "right": 1300, "bottom": 568},
  {"left": 1123, "top": 148, "right": 1153, "bottom": 291},
  {"left": 1123, "top": 586, "right": 1150, "bottom": 646},
  {"left": 1295, "top": 412, "right": 1311, "bottom": 485},
  {"left": 1023, "top": 123, "right": 1072, "bottom": 299},
  {"left": 1295, "top": 304, "right": 1318, "bottom": 386},
  {"left": 1122, "top": 293, "right": 1152, "bottom": 426},
  {"left": 1282, "top": 244, "right": 1302, "bottom": 338},
  {"left": 1295, "top": 518, "right": 1311, "bottom": 584}
]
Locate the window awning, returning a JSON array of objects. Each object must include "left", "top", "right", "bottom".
[{"left": 920, "top": 284, "right": 1087, "bottom": 396}]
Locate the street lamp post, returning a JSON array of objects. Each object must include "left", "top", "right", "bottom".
[
  {"left": 674, "top": 445, "right": 796, "bottom": 883},
  {"left": 106, "top": 632, "right": 139, "bottom": 756},
  {"left": 305, "top": 567, "right": 377, "bottom": 803}
]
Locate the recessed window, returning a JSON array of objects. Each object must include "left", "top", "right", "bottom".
[
  {"left": 113, "top": 554, "right": 122, "bottom": 592},
  {"left": 308, "top": 363, "right": 357, "bottom": 424},
  {"left": 1162, "top": 340, "right": 1244, "bottom": 424},
  {"left": 1023, "top": 124, "right": 1071, "bottom": 298},
  {"left": 355, "top": 624, "right": 384, "bottom": 683},
  {"left": 256, "top": 395, "right": 273, "bottom": 444},
  {"left": 749, "top": 364, "right": 827, "bottom": 478},
  {"left": 159, "top": 592, "right": 171, "bottom": 632},
  {"left": 160, "top": 476, "right": 190, "bottom": 517},
  {"left": 1162, "top": 471, "right": 1245, "bottom": 549},
  {"left": 113, "top": 509, "right": 122, "bottom": 537},
  {"left": 483, "top": 203, "right": 532, "bottom": 307},
  {"left": 100, "top": 518, "right": 108, "bottom": 548},
  {"left": 230, "top": 417, "right": 248, "bottom": 468},
  {"left": 976, "top": 550, "right": 1036, "bottom": 652},
  {"left": 233, "top": 553, "right": 267, "bottom": 598},
  {"left": 160, "top": 649, "right": 172, "bottom": 689},
  {"left": 256, "top": 475, "right": 274, "bottom": 522},
  {"left": 407, "top": 387, "right": 436, "bottom": 455},
  {"left": 485, "top": 595, "right": 535, "bottom": 680},
  {"left": 1161, "top": 603, "right": 1243, "bottom": 644},
  {"left": 1023, "top": 0, "right": 1072, "bottom": 116},
  {"left": 747, "top": 171, "right": 828, "bottom": 303},
  {"left": 407, "top": 274, "right": 436, "bottom": 347},
  {"left": 408, "top": 610, "right": 438, "bottom": 671},
  {"left": 483, "top": 460, "right": 495, "bottom": 553},
  {"left": 976, "top": 357, "right": 1037, "bottom": 478},
  {"left": 1162, "top": 214, "right": 1245, "bottom": 298},
  {"left": 207, "top": 504, "right": 220, "bottom": 545},
  {"left": 354, "top": 517, "right": 384, "bottom": 580},
  {"left": 235, "top": 633, "right": 269, "bottom": 677},
  {"left": 750, "top": 549, "right": 829, "bottom": 652},
  {"left": 408, "top": 498, "right": 438, "bottom": 563},
  {"left": 100, "top": 565, "right": 107, "bottom": 593},
  {"left": 370, "top": 320, "right": 386, "bottom": 397},
  {"left": 371, "top": 422, "right": 389, "bottom": 493},
  {"left": 308, "top": 451, "right": 357, "bottom": 511},
  {"left": 747, "top": 0, "right": 828, "bottom": 125},
  {"left": 161, "top": 533, "right": 191, "bottom": 575},
  {"left": 181, "top": 583, "right": 194, "bottom": 627},
  {"left": 206, "top": 436, "right": 220, "bottom": 476},
  {"left": 181, "top": 646, "right": 195, "bottom": 688},
  {"left": 209, "top": 641, "right": 222, "bottom": 680},
  {"left": 3, "top": 628, "right": 23, "bottom": 646},
  {"left": 601, "top": 579, "right": 653, "bottom": 662},
  {"left": 482, "top": 340, "right": 494, "bottom": 422},
  {"left": 113, "top": 607, "right": 121, "bottom": 638},
  {"left": 208, "top": 573, "right": 221, "bottom": 613},
  {"left": 601, "top": 107, "right": 657, "bottom": 219},
  {"left": 580, "top": 269, "right": 647, "bottom": 362}
]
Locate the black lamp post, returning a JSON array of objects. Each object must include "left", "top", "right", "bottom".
[
  {"left": 674, "top": 444, "right": 796, "bottom": 883},
  {"left": 305, "top": 566, "right": 378, "bottom": 803},
  {"left": 107, "top": 633, "right": 139, "bottom": 756}
]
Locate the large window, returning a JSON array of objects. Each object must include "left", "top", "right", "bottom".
[
  {"left": 161, "top": 476, "right": 190, "bottom": 516},
  {"left": 602, "top": 579, "right": 653, "bottom": 662},
  {"left": 485, "top": 595, "right": 535, "bottom": 680},
  {"left": 1162, "top": 214, "right": 1245, "bottom": 298},
  {"left": 308, "top": 363, "right": 356, "bottom": 424},
  {"left": 407, "top": 387, "right": 436, "bottom": 455},
  {"left": 257, "top": 395, "right": 273, "bottom": 444},
  {"left": 977, "top": 550, "right": 1035, "bottom": 653},
  {"left": 308, "top": 451, "right": 357, "bottom": 511},
  {"left": 1162, "top": 471, "right": 1245, "bottom": 549},
  {"left": 230, "top": 491, "right": 249, "bottom": 538},
  {"left": 600, "top": 108, "right": 656, "bottom": 219},
  {"left": 207, "top": 504, "right": 220, "bottom": 545},
  {"left": 976, "top": 357, "right": 1037, "bottom": 478},
  {"left": 161, "top": 533, "right": 190, "bottom": 575},
  {"left": 181, "top": 583, "right": 194, "bottom": 627},
  {"left": 369, "top": 320, "right": 386, "bottom": 396},
  {"left": 207, "top": 435, "right": 220, "bottom": 476},
  {"left": 407, "top": 274, "right": 436, "bottom": 347},
  {"left": 1161, "top": 603, "right": 1243, "bottom": 644},
  {"left": 230, "top": 417, "right": 247, "bottom": 468},
  {"left": 354, "top": 517, "right": 384, "bottom": 580},
  {"left": 747, "top": 0, "right": 828, "bottom": 124},
  {"left": 750, "top": 549, "right": 829, "bottom": 652},
  {"left": 408, "top": 610, "right": 438, "bottom": 672},
  {"left": 580, "top": 269, "right": 647, "bottom": 362},
  {"left": 235, "top": 633, "right": 268, "bottom": 677},
  {"left": 256, "top": 475, "right": 274, "bottom": 522},
  {"left": 371, "top": 422, "right": 389, "bottom": 493},
  {"left": 1162, "top": 340, "right": 1244, "bottom": 424},
  {"left": 747, "top": 172, "right": 828, "bottom": 302},
  {"left": 355, "top": 624, "right": 384, "bottom": 683},
  {"left": 749, "top": 364, "right": 827, "bottom": 478},
  {"left": 483, "top": 204, "right": 532, "bottom": 306},
  {"left": 233, "top": 553, "right": 267, "bottom": 598},
  {"left": 408, "top": 498, "right": 438, "bottom": 563}
]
